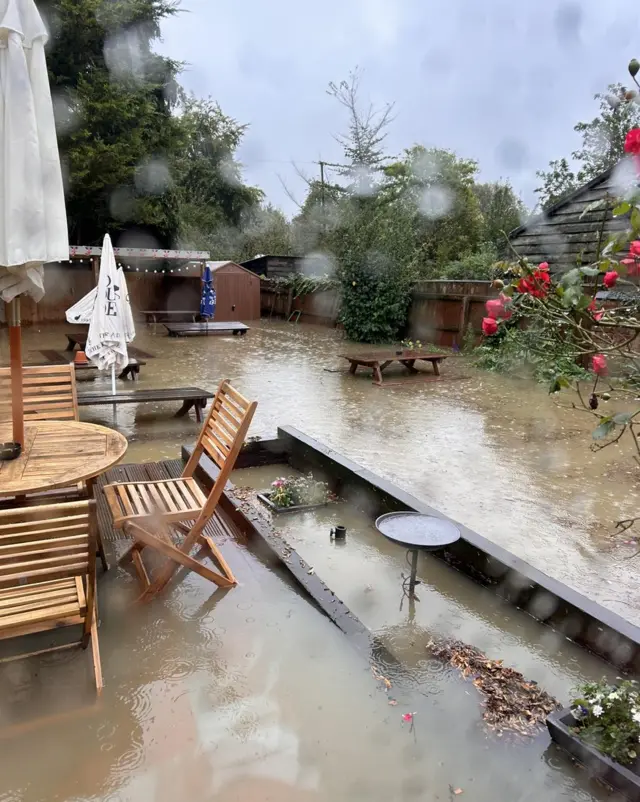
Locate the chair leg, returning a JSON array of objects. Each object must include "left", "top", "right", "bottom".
[
  {"left": 96, "top": 527, "right": 109, "bottom": 572},
  {"left": 91, "top": 614, "right": 103, "bottom": 693}
]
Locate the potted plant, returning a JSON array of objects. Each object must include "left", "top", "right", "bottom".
[
  {"left": 547, "top": 678, "right": 640, "bottom": 801},
  {"left": 258, "top": 473, "right": 331, "bottom": 513}
]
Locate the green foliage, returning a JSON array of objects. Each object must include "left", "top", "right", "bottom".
[
  {"left": 536, "top": 85, "right": 640, "bottom": 210},
  {"left": 264, "top": 273, "right": 337, "bottom": 299},
  {"left": 473, "top": 180, "right": 527, "bottom": 246},
  {"left": 422, "top": 243, "right": 498, "bottom": 281},
  {"left": 474, "top": 316, "right": 589, "bottom": 384},
  {"left": 571, "top": 679, "right": 640, "bottom": 766}
]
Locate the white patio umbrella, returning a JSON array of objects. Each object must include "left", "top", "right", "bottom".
[
  {"left": 83, "top": 234, "right": 135, "bottom": 395},
  {"left": 0, "top": 0, "right": 69, "bottom": 446}
]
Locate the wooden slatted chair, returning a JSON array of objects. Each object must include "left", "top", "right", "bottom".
[
  {"left": 0, "top": 500, "right": 102, "bottom": 691},
  {"left": 0, "top": 365, "right": 108, "bottom": 571},
  {"left": 103, "top": 380, "right": 257, "bottom": 602},
  {"left": 0, "top": 364, "right": 79, "bottom": 422}
]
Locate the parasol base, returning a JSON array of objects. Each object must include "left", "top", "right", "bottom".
[{"left": 0, "top": 442, "right": 22, "bottom": 461}]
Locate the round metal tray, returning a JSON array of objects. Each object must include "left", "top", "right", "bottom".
[{"left": 375, "top": 511, "right": 460, "bottom": 551}]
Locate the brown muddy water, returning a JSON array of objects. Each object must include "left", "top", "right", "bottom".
[
  {"left": 3, "top": 320, "right": 638, "bottom": 624},
  {"left": 0, "top": 320, "right": 635, "bottom": 801}
]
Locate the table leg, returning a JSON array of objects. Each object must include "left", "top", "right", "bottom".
[
  {"left": 86, "top": 477, "right": 108, "bottom": 572},
  {"left": 348, "top": 361, "right": 358, "bottom": 375},
  {"left": 65, "top": 336, "right": 75, "bottom": 352},
  {"left": 175, "top": 400, "right": 192, "bottom": 418},
  {"left": 432, "top": 359, "right": 441, "bottom": 376},
  {"left": 400, "top": 359, "right": 418, "bottom": 374},
  {"left": 373, "top": 362, "right": 383, "bottom": 384}
]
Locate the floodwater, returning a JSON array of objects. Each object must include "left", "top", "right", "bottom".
[
  {"left": 4, "top": 320, "right": 639, "bottom": 625},
  {"left": 0, "top": 320, "right": 633, "bottom": 801}
]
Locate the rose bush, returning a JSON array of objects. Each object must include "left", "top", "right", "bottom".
[{"left": 479, "top": 58, "right": 640, "bottom": 545}]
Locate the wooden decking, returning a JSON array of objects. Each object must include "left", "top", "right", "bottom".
[{"left": 94, "top": 460, "right": 241, "bottom": 546}]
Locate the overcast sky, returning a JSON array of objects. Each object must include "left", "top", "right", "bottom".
[{"left": 160, "top": 0, "right": 640, "bottom": 218}]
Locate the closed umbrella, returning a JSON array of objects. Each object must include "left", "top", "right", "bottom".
[
  {"left": 84, "top": 234, "right": 134, "bottom": 395},
  {"left": 200, "top": 264, "right": 216, "bottom": 320},
  {"left": 0, "top": 0, "right": 69, "bottom": 447}
]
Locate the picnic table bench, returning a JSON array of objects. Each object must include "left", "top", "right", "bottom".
[
  {"left": 39, "top": 350, "right": 145, "bottom": 380},
  {"left": 164, "top": 321, "right": 249, "bottom": 337},
  {"left": 76, "top": 386, "right": 214, "bottom": 421},
  {"left": 64, "top": 332, "right": 155, "bottom": 360},
  {"left": 341, "top": 349, "right": 448, "bottom": 385},
  {"left": 142, "top": 310, "right": 198, "bottom": 324}
]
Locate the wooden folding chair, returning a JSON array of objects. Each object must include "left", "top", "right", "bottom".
[
  {"left": 103, "top": 380, "right": 257, "bottom": 602},
  {"left": 0, "top": 500, "right": 102, "bottom": 691},
  {"left": 0, "top": 365, "right": 108, "bottom": 571}
]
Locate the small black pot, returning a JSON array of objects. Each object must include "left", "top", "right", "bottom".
[
  {"left": 331, "top": 525, "right": 347, "bottom": 540},
  {"left": 0, "top": 442, "right": 21, "bottom": 461}
]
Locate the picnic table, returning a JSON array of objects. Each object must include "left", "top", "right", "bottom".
[
  {"left": 64, "top": 332, "right": 155, "bottom": 360},
  {"left": 76, "top": 386, "right": 215, "bottom": 422},
  {"left": 0, "top": 420, "right": 127, "bottom": 497},
  {"left": 164, "top": 322, "right": 249, "bottom": 337},
  {"left": 39, "top": 350, "right": 145, "bottom": 380},
  {"left": 141, "top": 310, "right": 198, "bottom": 324},
  {"left": 341, "top": 349, "right": 448, "bottom": 385}
]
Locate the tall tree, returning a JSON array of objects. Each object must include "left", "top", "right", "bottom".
[
  {"left": 43, "top": 0, "right": 184, "bottom": 246},
  {"left": 535, "top": 84, "right": 640, "bottom": 210},
  {"left": 473, "top": 180, "right": 527, "bottom": 246}
]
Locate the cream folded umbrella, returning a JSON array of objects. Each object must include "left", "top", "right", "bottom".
[
  {"left": 76, "top": 235, "right": 134, "bottom": 394},
  {"left": 0, "top": 0, "right": 69, "bottom": 446}
]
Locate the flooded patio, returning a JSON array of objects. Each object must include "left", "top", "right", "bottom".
[
  {"left": 3, "top": 320, "right": 638, "bottom": 625},
  {"left": 0, "top": 320, "right": 636, "bottom": 801}
]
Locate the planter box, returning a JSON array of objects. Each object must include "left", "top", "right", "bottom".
[
  {"left": 257, "top": 492, "right": 328, "bottom": 514},
  {"left": 547, "top": 708, "right": 640, "bottom": 801}
]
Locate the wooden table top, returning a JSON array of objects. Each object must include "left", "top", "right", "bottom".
[
  {"left": 0, "top": 420, "right": 128, "bottom": 497},
  {"left": 341, "top": 349, "right": 449, "bottom": 363}
]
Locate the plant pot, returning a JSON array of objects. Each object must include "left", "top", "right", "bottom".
[
  {"left": 74, "top": 350, "right": 89, "bottom": 365},
  {"left": 257, "top": 491, "right": 328, "bottom": 514},
  {"left": 546, "top": 708, "right": 640, "bottom": 801},
  {"left": 0, "top": 442, "right": 21, "bottom": 461}
]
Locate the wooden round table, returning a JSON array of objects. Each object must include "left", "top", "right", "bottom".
[{"left": 0, "top": 420, "right": 128, "bottom": 497}]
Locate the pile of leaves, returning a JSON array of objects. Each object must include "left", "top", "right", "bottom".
[{"left": 428, "top": 638, "right": 561, "bottom": 735}]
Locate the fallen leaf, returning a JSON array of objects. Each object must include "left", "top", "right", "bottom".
[
  {"left": 388, "top": 698, "right": 398, "bottom": 706},
  {"left": 453, "top": 789, "right": 463, "bottom": 796}
]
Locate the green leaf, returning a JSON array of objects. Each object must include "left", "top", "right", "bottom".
[
  {"left": 613, "top": 413, "right": 632, "bottom": 425},
  {"left": 631, "top": 206, "right": 640, "bottom": 232},
  {"left": 579, "top": 266, "right": 600, "bottom": 277},
  {"left": 612, "top": 201, "right": 631, "bottom": 216},
  {"left": 549, "top": 375, "right": 570, "bottom": 394},
  {"left": 593, "top": 418, "right": 615, "bottom": 440},
  {"left": 560, "top": 268, "right": 582, "bottom": 288}
]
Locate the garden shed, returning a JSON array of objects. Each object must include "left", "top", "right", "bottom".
[
  {"left": 508, "top": 167, "right": 630, "bottom": 271},
  {"left": 240, "top": 254, "right": 303, "bottom": 278},
  {"left": 206, "top": 261, "right": 261, "bottom": 321}
]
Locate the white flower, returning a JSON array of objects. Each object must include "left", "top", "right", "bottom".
[
  {"left": 633, "top": 711, "right": 640, "bottom": 724},
  {"left": 608, "top": 692, "right": 619, "bottom": 701},
  {"left": 592, "top": 705, "right": 604, "bottom": 717}
]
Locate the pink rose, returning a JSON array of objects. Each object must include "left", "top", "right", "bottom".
[
  {"left": 603, "top": 270, "right": 618, "bottom": 288},
  {"left": 482, "top": 317, "right": 498, "bottom": 336},
  {"left": 591, "top": 354, "right": 608, "bottom": 376}
]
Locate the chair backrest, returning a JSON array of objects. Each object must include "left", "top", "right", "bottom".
[
  {"left": 0, "top": 500, "right": 96, "bottom": 590},
  {"left": 183, "top": 379, "right": 257, "bottom": 529},
  {"left": 0, "top": 364, "right": 79, "bottom": 423}
]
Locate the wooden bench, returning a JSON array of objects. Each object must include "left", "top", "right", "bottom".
[
  {"left": 39, "top": 350, "right": 145, "bottom": 381},
  {"left": 164, "top": 322, "right": 249, "bottom": 337},
  {"left": 142, "top": 310, "right": 198, "bottom": 324},
  {"left": 76, "top": 387, "right": 215, "bottom": 421},
  {"left": 341, "top": 349, "right": 449, "bottom": 385},
  {"left": 64, "top": 333, "right": 155, "bottom": 360}
]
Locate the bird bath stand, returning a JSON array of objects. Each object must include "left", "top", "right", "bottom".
[{"left": 375, "top": 512, "right": 461, "bottom": 619}]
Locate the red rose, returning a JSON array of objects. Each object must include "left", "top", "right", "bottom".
[
  {"left": 591, "top": 354, "right": 608, "bottom": 376},
  {"left": 482, "top": 317, "right": 498, "bottom": 336},
  {"left": 624, "top": 128, "right": 640, "bottom": 155},
  {"left": 516, "top": 277, "right": 533, "bottom": 294},
  {"left": 603, "top": 270, "right": 618, "bottom": 288},
  {"left": 537, "top": 262, "right": 549, "bottom": 272},
  {"left": 485, "top": 298, "right": 505, "bottom": 319},
  {"left": 630, "top": 241, "right": 640, "bottom": 256}
]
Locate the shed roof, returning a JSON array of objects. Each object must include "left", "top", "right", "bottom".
[
  {"left": 507, "top": 166, "right": 631, "bottom": 270},
  {"left": 206, "top": 260, "right": 260, "bottom": 277}
]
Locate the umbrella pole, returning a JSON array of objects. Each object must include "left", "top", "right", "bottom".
[
  {"left": 111, "top": 364, "right": 116, "bottom": 395},
  {"left": 7, "top": 298, "right": 24, "bottom": 446}
]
